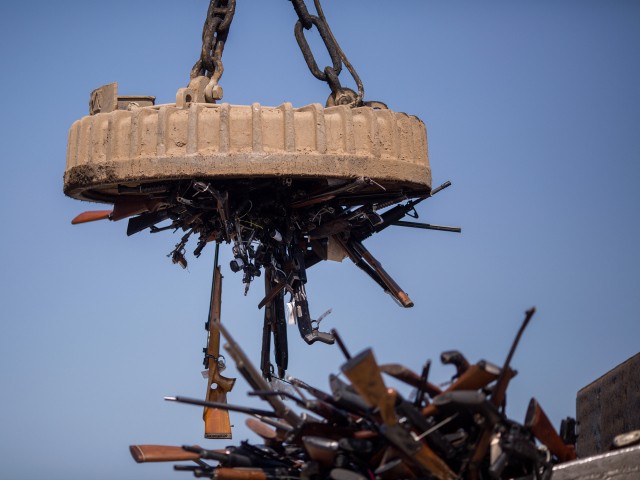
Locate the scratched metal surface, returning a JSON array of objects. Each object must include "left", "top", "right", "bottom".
[
  {"left": 552, "top": 445, "right": 640, "bottom": 480},
  {"left": 576, "top": 353, "right": 640, "bottom": 457}
]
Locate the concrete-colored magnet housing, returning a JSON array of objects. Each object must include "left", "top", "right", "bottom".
[{"left": 64, "top": 101, "right": 431, "bottom": 203}]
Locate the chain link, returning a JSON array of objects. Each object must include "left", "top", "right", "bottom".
[
  {"left": 191, "top": 0, "right": 236, "bottom": 102},
  {"left": 290, "top": 0, "right": 365, "bottom": 107}
]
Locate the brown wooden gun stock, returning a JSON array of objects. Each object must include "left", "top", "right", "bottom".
[
  {"left": 204, "top": 264, "right": 236, "bottom": 439},
  {"left": 342, "top": 349, "right": 456, "bottom": 480},
  {"left": 525, "top": 398, "right": 576, "bottom": 463},
  {"left": 71, "top": 210, "right": 112, "bottom": 224},
  {"left": 380, "top": 363, "right": 442, "bottom": 398},
  {"left": 71, "top": 197, "right": 164, "bottom": 224},
  {"left": 212, "top": 468, "right": 268, "bottom": 480},
  {"left": 129, "top": 444, "right": 202, "bottom": 463}
]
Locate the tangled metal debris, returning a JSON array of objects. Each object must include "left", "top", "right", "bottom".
[
  {"left": 73, "top": 177, "right": 459, "bottom": 377},
  {"left": 131, "top": 310, "right": 579, "bottom": 479}
]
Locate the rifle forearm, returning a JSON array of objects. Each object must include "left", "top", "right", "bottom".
[
  {"left": 129, "top": 444, "right": 201, "bottom": 463},
  {"left": 525, "top": 398, "right": 576, "bottom": 462}
]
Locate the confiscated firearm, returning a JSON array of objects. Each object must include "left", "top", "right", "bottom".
[
  {"left": 341, "top": 348, "right": 457, "bottom": 480},
  {"left": 465, "top": 307, "right": 536, "bottom": 479},
  {"left": 147, "top": 310, "right": 575, "bottom": 480},
  {"left": 525, "top": 398, "right": 577, "bottom": 463},
  {"left": 220, "top": 323, "right": 303, "bottom": 429},
  {"left": 71, "top": 176, "right": 460, "bottom": 379},
  {"left": 202, "top": 245, "right": 236, "bottom": 439}
]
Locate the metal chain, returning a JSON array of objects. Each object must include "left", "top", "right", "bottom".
[
  {"left": 290, "top": 0, "right": 365, "bottom": 107},
  {"left": 191, "top": 0, "right": 236, "bottom": 103}
]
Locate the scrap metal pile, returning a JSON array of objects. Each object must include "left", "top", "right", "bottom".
[{"left": 131, "top": 311, "right": 578, "bottom": 480}]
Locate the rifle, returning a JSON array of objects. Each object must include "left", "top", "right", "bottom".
[
  {"left": 524, "top": 398, "right": 577, "bottom": 462},
  {"left": 166, "top": 396, "right": 293, "bottom": 433},
  {"left": 350, "top": 180, "right": 453, "bottom": 243},
  {"left": 175, "top": 465, "right": 296, "bottom": 480},
  {"left": 182, "top": 445, "right": 287, "bottom": 470},
  {"left": 249, "top": 389, "right": 352, "bottom": 427},
  {"left": 466, "top": 307, "right": 536, "bottom": 479},
  {"left": 71, "top": 196, "right": 166, "bottom": 224},
  {"left": 334, "top": 236, "right": 413, "bottom": 308},
  {"left": 341, "top": 348, "right": 456, "bottom": 480},
  {"left": 219, "top": 323, "right": 303, "bottom": 428},
  {"left": 421, "top": 359, "right": 507, "bottom": 417},
  {"left": 203, "top": 245, "right": 236, "bottom": 439},
  {"left": 129, "top": 444, "right": 202, "bottom": 463}
]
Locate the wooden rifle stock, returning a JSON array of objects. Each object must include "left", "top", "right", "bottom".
[
  {"left": 212, "top": 468, "right": 268, "bottom": 480},
  {"left": 129, "top": 444, "right": 201, "bottom": 463},
  {"left": 342, "top": 349, "right": 456, "bottom": 480},
  {"left": 204, "top": 262, "right": 236, "bottom": 439},
  {"left": 71, "top": 197, "right": 165, "bottom": 224},
  {"left": 380, "top": 363, "right": 442, "bottom": 398},
  {"left": 71, "top": 210, "right": 112, "bottom": 224},
  {"left": 525, "top": 398, "right": 576, "bottom": 462}
]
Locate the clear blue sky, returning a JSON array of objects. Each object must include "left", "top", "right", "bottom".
[{"left": 1, "top": 1, "right": 639, "bottom": 479}]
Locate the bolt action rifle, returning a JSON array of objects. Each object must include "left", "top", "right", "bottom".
[{"left": 203, "top": 246, "right": 236, "bottom": 439}]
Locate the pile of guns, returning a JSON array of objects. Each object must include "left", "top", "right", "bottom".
[
  {"left": 131, "top": 310, "right": 577, "bottom": 480},
  {"left": 73, "top": 177, "right": 460, "bottom": 378}
]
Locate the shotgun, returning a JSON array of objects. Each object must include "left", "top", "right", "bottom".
[
  {"left": 341, "top": 348, "right": 456, "bottom": 480},
  {"left": 203, "top": 246, "right": 236, "bottom": 439}
]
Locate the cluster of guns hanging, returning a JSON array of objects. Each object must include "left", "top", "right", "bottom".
[{"left": 73, "top": 177, "right": 460, "bottom": 379}]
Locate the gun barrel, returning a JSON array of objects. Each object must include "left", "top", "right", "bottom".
[
  {"left": 165, "top": 396, "right": 280, "bottom": 418},
  {"left": 392, "top": 221, "right": 461, "bottom": 233},
  {"left": 219, "top": 324, "right": 303, "bottom": 428}
]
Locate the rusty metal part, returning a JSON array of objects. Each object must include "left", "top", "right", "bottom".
[
  {"left": 190, "top": 0, "right": 236, "bottom": 103},
  {"left": 290, "top": 0, "right": 365, "bottom": 107},
  {"left": 89, "top": 83, "right": 155, "bottom": 116}
]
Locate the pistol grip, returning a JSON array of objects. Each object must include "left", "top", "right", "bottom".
[{"left": 304, "top": 330, "right": 335, "bottom": 345}]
